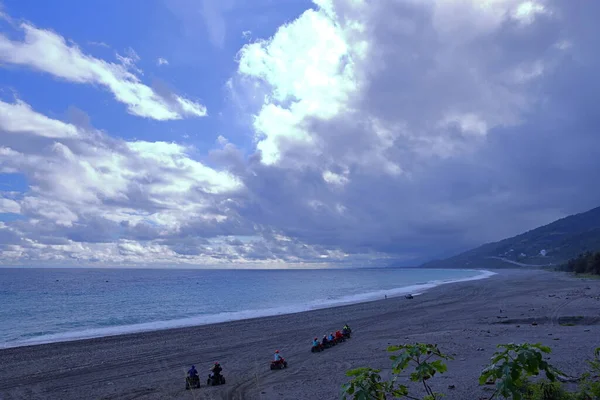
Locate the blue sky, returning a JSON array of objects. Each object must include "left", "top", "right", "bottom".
[
  {"left": 1, "top": 0, "right": 599, "bottom": 267},
  {"left": 0, "top": 0, "right": 310, "bottom": 150}
]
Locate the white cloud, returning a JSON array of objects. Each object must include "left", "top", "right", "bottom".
[
  {"left": 513, "top": 1, "right": 548, "bottom": 24},
  {"left": 0, "top": 22, "right": 207, "bottom": 120},
  {"left": 116, "top": 47, "right": 143, "bottom": 75},
  {"left": 88, "top": 41, "right": 110, "bottom": 48},
  {"left": 233, "top": 0, "right": 561, "bottom": 170},
  {"left": 0, "top": 198, "right": 20, "bottom": 214},
  {"left": 236, "top": 5, "right": 362, "bottom": 165},
  {"left": 322, "top": 170, "right": 349, "bottom": 187},
  {"left": 0, "top": 100, "right": 80, "bottom": 138},
  {"left": 157, "top": 57, "right": 169, "bottom": 66},
  {"left": 0, "top": 99, "right": 249, "bottom": 264}
]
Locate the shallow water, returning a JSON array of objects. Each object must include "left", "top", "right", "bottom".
[{"left": 0, "top": 267, "right": 493, "bottom": 348}]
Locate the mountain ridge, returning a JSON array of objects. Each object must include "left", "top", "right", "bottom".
[{"left": 420, "top": 205, "right": 600, "bottom": 269}]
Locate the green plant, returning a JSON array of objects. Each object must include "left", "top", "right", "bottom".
[
  {"left": 479, "top": 343, "right": 563, "bottom": 400},
  {"left": 341, "top": 343, "right": 452, "bottom": 400},
  {"left": 524, "top": 380, "right": 571, "bottom": 400},
  {"left": 388, "top": 343, "right": 452, "bottom": 400},
  {"left": 341, "top": 343, "right": 600, "bottom": 400},
  {"left": 342, "top": 367, "right": 395, "bottom": 400},
  {"left": 575, "top": 347, "right": 600, "bottom": 400}
]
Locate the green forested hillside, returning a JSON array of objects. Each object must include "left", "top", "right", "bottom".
[
  {"left": 421, "top": 206, "right": 600, "bottom": 269},
  {"left": 561, "top": 251, "right": 600, "bottom": 275}
]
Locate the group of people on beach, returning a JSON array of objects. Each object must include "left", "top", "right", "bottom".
[
  {"left": 187, "top": 361, "right": 222, "bottom": 379},
  {"left": 186, "top": 323, "right": 353, "bottom": 389},
  {"left": 311, "top": 323, "right": 352, "bottom": 352},
  {"left": 186, "top": 361, "right": 225, "bottom": 389}
]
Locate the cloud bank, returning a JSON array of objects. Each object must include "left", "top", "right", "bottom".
[{"left": 1, "top": 0, "right": 600, "bottom": 267}]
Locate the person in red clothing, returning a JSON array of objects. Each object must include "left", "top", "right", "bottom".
[{"left": 335, "top": 330, "right": 344, "bottom": 342}]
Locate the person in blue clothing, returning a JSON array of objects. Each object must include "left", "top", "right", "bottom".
[
  {"left": 328, "top": 332, "right": 335, "bottom": 342},
  {"left": 188, "top": 365, "right": 198, "bottom": 378},
  {"left": 274, "top": 349, "right": 283, "bottom": 362},
  {"left": 312, "top": 337, "right": 320, "bottom": 348}
]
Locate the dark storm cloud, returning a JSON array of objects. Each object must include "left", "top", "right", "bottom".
[{"left": 225, "top": 0, "right": 600, "bottom": 262}]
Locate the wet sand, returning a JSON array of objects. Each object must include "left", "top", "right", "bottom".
[{"left": 1, "top": 269, "right": 600, "bottom": 400}]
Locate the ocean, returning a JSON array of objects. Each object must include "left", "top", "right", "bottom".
[{"left": 0, "top": 267, "right": 494, "bottom": 349}]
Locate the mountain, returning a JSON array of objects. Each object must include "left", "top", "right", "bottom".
[{"left": 421, "top": 205, "right": 600, "bottom": 269}]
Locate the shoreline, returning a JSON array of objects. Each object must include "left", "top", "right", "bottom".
[
  {"left": 2, "top": 268, "right": 600, "bottom": 400},
  {"left": 1, "top": 268, "right": 495, "bottom": 350}
]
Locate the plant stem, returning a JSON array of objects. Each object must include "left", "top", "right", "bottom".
[{"left": 422, "top": 380, "right": 434, "bottom": 398}]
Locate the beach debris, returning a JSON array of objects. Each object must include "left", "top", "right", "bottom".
[
  {"left": 553, "top": 338, "right": 560, "bottom": 340},
  {"left": 585, "top": 329, "right": 591, "bottom": 332},
  {"left": 477, "top": 347, "right": 485, "bottom": 351},
  {"left": 405, "top": 294, "right": 414, "bottom": 299},
  {"left": 448, "top": 384, "right": 456, "bottom": 389},
  {"left": 531, "top": 321, "right": 538, "bottom": 326},
  {"left": 516, "top": 325, "right": 520, "bottom": 328}
]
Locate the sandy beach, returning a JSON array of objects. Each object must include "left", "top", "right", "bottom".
[{"left": 1, "top": 269, "right": 600, "bottom": 400}]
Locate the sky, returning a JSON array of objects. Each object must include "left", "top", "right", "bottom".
[{"left": 0, "top": 0, "right": 599, "bottom": 268}]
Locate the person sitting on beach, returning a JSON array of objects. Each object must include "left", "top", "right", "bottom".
[
  {"left": 312, "top": 337, "right": 320, "bottom": 348},
  {"left": 210, "top": 362, "right": 222, "bottom": 377},
  {"left": 188, "top": 365, "right": 198, "bottom": 378},
  {"left": 343, "top": 323, "right": 352, "bottom": 333},
  {"left": 322, "top": 335, "right": 329, "bottom": 346},
  {"left": 274, "top": 350, "right": 283, "bottom": 362},
  {"left": 328, "top": 332, "right": 335, "bottom": 342},
  {"left": 335, "top": 330, "right": 344, "bottom": 341}
]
